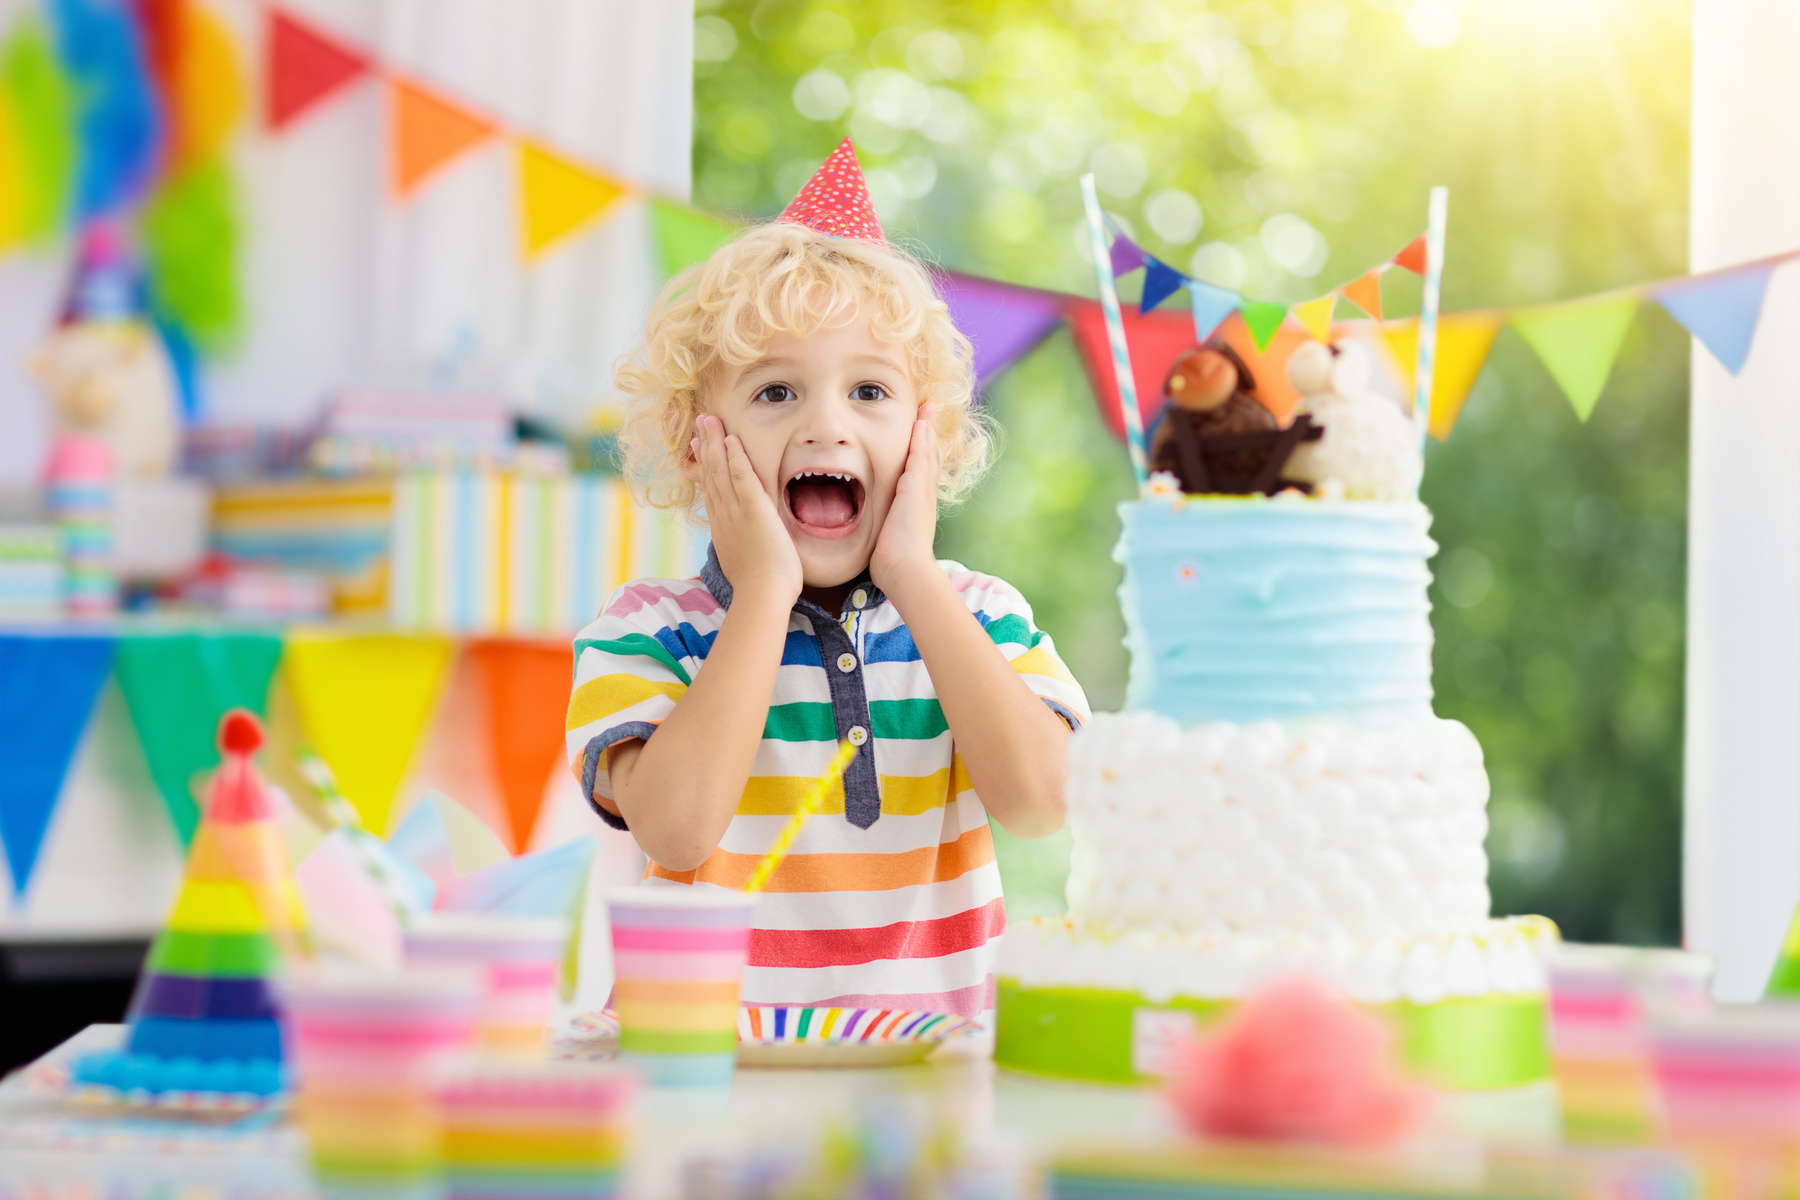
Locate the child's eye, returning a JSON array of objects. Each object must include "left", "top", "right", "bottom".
[
  {"left": 853, "top": 383, "right": 887, "bottom": 402},
  {"left": 755, "top": 383, "right": 795, "bottom": 405}
]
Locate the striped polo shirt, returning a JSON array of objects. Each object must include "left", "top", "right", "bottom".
[{"left": 564, "top": 546, "right": 1089, "bottom": 1016}]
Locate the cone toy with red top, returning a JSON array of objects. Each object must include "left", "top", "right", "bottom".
[{"left": 73, "top": 710, "right": 308, "bottom": 1098}]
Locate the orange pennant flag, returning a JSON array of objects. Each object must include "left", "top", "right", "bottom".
[
  {"left": 1392, "top": 236, "right": 1428, "bottom": 275},
  {"left": 1291, "top": 294, "right": 1336, "bottom": 342},
  {"left": 1341, "top": 268, "right": 1385, "bottom": 320},
  {"left": 518, "top": 140, "right": 627, "bottom": 257},
  {"left": 392, "top": 78, "right": 496, "bottom": 198},
  {"left": 1375, "top": 312, "right": 1504, "bottom": 441},
  {"left": 467, "top": 640, "right": 573, "bottom": 853}
]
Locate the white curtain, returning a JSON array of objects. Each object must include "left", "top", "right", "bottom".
[{"left": 0, "top": 0, "right": 694, "bottom": 481}]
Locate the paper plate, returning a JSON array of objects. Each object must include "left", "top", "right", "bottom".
[
  {"left": 735, "top": 1007, "right": 979, "bottom": 1068},
  {"left": 552, "top": 1008, "right": 622, "bottom": 1062}
]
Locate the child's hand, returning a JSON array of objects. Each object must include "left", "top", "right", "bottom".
[
  {"left": 695, "top": 413, "right": 803, "bottom": 608},
  {"left": 871, "top": 407, "right": 940, "bottom": 598}
]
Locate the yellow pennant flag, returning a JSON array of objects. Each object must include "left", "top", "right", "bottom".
[
  {"left": 1375, "top": 311, "right": 1504, "bottom": 441},
  {"left": 518, "top": 139, "right": 627, "bottom": 258},
  {"left": 283, "top": 632, "right": 455, "bottom": 836},
  {"left": 1291, "top": 294, "right": 1336, "bottom": 343}
]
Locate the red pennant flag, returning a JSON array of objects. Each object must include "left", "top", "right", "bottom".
[
  {"left": 468, "top": 640, "right": 574, "bottom": 853},
  {"left": 1392, "top": 236, "right": 1428, "bottom": 276},
  {"left": 391, "top": 78, "right": 496, "bottom": 198},
  {"left": 267, "top": 8, "right": 369, "bottom": 131}
]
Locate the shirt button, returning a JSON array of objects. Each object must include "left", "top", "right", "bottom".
[
  {"left": 837, "top": 652, "right": 857, "bottom": 674},
  {"left": 852, "top": 588, "right": 868, "bottom": 610},
  {"left": 847, "top": 725, "right": 869, "bottom": 746}
]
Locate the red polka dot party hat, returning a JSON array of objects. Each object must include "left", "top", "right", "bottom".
[{"left": 777, "top": 138, "right": 886, "bottom": 246}]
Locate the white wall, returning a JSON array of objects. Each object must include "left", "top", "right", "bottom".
[
  {"left": 0, "top": 0, "right": 694, "bottom": 482},
  {"left": 1685, "top": 0, "right": 1800, "bottom": 1001}
]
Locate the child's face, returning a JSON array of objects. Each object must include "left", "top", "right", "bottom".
[{"left": 703, "top": 315, "right": 919, "bottom": 589}]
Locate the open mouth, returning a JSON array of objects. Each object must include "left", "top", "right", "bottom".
[{"left": 784, "top": 470, "right": 865, "bottom": 539}]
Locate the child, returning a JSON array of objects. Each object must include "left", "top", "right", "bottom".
[{"left": 564, "top": 141, "right": 1090, "bottom": 1016}]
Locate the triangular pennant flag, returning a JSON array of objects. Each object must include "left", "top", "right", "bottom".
[
  {"left": 1653, "top": 261, "right": 1778, "bottom": 376},
  {"left": 468, "top": 640, "right": 573, "bottom": 853},
  {"left": 115, "top": 632, "right": 285, "bottom": 845},
  {"left": 1767, "top": 901, "right": 1800, "bottom": 999},
  {"left": 1139, "top": 259, "right": 1187, "bottom": 315},
  {"left": 648, "top": 197, "right": 739, "bottom": 279},
  {"left": 1511, "top": 296, "right": 1640, "bottom": 421},
  {"left": 1375, "top": 312, "right": 1504, "bottom": 441},
  {"left": 1240, "top": 300, "right": 1290, "bottom": 352},
  {"left": 1341, "top": 268, "right": 1385, "bottom": 321},
  {"left": 1291, "top": 294, "right": 1336, "bottom": 342},
  {"left": 284, "top": 632, "right": 455, "bottom": 835},
  {"left": 1392, "top": 236, "right": 1427, "bottom": 275},
  {"left": 518, "top": 140, "right": 627, "bottom": 258},
  {"left": 1186, "top": 279, "right": 1242, "bottom": 343},
  {"left": 1109, "top": 233, "right": 1147, "bottom": 278},
  {"left": 937, "top": 270, "right": 1067, "bottom": 393},
  {"left": 390, "top": 78, "right": 495, "bottom": 198},
  {"left": 1065, "top": 301, "right": 1202, "bottom": 442},
  {"left": 266, "top": 8, "right": 368, "bottom": 131},
  {"left": 0, "top": 635, "right": 115, "bottom": 898},
  {"left": 776, "top": 137, "right": 885, "bottom": 245}
]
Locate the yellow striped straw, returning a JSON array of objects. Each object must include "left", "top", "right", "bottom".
[{"left": 743, "top": 741, "right": 857, "bottom": 894}]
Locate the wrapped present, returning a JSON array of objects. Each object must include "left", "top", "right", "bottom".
[{"left": 210, "top": 478, "right": 393, "bottom": 614}]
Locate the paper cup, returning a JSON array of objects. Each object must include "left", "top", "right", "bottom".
[
  {"left": 280, "top": 966, "right": 482, "bottom": 1197},
  {"left": 606, "top": 888, "right": 756, "bottom": 1086},
  {"left": 405, "top": 913, "right": 571, "bottom": 1056},
  {"left": 433, "top": 1055, "right": 635, "bottom": 1200}
]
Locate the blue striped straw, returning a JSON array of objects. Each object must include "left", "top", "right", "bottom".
[
  {"left": 1413, "top": 186, "right": 1449, "bottom": 467},
  {"left": 1079, "top": 174, "right": 1149, "bottom": 490}
]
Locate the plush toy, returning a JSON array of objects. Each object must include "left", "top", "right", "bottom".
[
  {"left": 28, "top": 319, "right": 182, "bottom": 478},
  {"left": 1281, "top": 340, "right": 1422, "bottom": 501},
  {"left": 1148, "top": 343, "right": 1277, "bottom": 483}
]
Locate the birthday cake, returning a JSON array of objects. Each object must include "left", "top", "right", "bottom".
[{"left": 994, "top": 340, "right": 1556, "bottom": 1088}]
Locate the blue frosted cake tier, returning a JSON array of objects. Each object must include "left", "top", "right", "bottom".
[{"left": 1117, "top": 497, "right": 1437, "bottom": 725}]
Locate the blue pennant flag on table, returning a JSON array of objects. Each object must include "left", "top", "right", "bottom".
[
  {"left": 1140, "top": 259, "right": 1188, "bottom": 315},
  {"left": 1653, "top": 261, "right": 1778, "bottom": 376},
  {"left": 0, "top": 635, "right": 117, "bottom": 898}
]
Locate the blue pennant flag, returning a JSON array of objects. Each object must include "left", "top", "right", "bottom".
[
  {"left": 1186, "top": 279, "right": 1243, "bottom": 342},
  {"left": 1140, "top": 259, "right": 1187, "bottom": 315},
  {"left": 0, "top": 634, "right": 117, "bottom": 898},
  {"left": 1653, "top": 262, "right": 1778, "bottom": 376}
]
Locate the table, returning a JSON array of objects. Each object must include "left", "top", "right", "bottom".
[{"left": 0, "top": 1025, "right": 1565, "bottom": 1200}]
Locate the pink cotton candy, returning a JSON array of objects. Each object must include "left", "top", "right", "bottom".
[{"left": 1167, "top": 977, "right": 1430, "bottom": 1145}]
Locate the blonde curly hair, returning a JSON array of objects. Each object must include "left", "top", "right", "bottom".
[{"left": 615, "top": 222, "right": 994, "bottom": 520}]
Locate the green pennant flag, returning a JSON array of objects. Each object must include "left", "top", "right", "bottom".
[
  {"left": 114, "top": 631, "right": 284, "bottom": 844},
  {"left": 1240, "top": 301, "right": 1289, "bottom": 352},
  {"left": 649, "top": 197, "right": 739, "bottom": 280},
  {"left": 1509, "top": 296, "right": 1639, "bottom": 421}
]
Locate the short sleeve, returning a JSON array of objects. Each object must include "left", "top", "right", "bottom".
[
  {"left": 564, "top": 581, "right": 707, "bottom": 831},
  {"left": 942, "top": 562, "right": 1092, "bottom": 730}
]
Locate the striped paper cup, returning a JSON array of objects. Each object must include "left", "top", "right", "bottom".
[
  {"left": 606, "top": 888, "right": 757, "bottom": 1086},
  {"left": 1649, "top": 1006, "right": 1800, "bottom": 1140},
  {"left": 405, "top": 914, "right": 571, "bottom": 1057},
  {"left": 433, "top": 1055, "right": 635, "bottom": 1200},
  {"left": 280, "top": 967, "right": 482, "bottom": 1197}
]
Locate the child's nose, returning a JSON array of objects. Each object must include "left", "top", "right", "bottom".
[{"left": 799, "top": 395, "right": 854, "bottom": 444}]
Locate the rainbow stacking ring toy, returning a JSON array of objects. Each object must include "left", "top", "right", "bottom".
[{"left": 606, "top": 888, "right": 757, "bottom": 1086}]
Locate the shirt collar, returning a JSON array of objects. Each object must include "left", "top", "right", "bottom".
[{"left": 700, "top": 543, "right": 886, "bottom": 622}]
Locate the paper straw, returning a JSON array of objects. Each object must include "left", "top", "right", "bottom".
[
  {"left": 1079, "top": 173, "right": 1150, "bottom": 490},
  {"left": 743, "top": 741, "right": 857, "bottom": 894},
  {"left": 1414, "top": 185, "right": 1449, "bottom": 460}
]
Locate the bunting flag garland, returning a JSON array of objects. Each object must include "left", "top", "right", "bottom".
[
  {"left": 1652, "top": 262, "right": 1778, "bottom": 376},
  {"left": 0, "top": 634, "right": 115, "bottom": 898},
  {"left": 1341, "top": 269, "right": 1384, "bottom": 321},
  {"left": 466, "top": 640, "right": 573, "bottom": 854},
  {"left": 937, "top": 271, "right": 1068, "bottom": 393},
  {"left": 1186, "top": 278, "right": 1242, "bottom": 343},
  {"left": 391, "top": 77, "right": 495, "bottom": 198},
  {"left": 1109, "top": 232, "right": 1147, "bottom": 278},
  {"left": 1375, "top": 312, "right": 1505, "bottom": 441},
  {"left": 518, "top": 139, "right": 626, "bottom": 258},
  {"left": 1240, "top": 300, "right": 1290, "bottom": 352},
  {"left": 648, "top": 197, "right": 739, "bottom": 279},
  {"left": 1291, "top": 293, "right": 1336, "bottom": 343},
  {"left": 113, "top": 632, "right": 284, "bottom": 845},
  {"left": 1510, "top": 296, "right": 1640, "bottom": 422},
  {"left": 1393, "top": 236, "right": 1428, "bottom": 275},
  {"left": 265, "top": 7, "right": 367, "bottom": 130},
  {"left": 1139, "top": 258, "right": 1187, "bottom": 315},
  {"left": 284, "top": 632, "right": 455, "bottom": 836}
]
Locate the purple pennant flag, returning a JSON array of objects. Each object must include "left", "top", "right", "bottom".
[
  {"left": 1653, "top": 261, "right": 1778, "bottom": 375},
  {"left": 937, "top": 271, "right": 1069, "bottom": 395},
  {"left": 1109, "top": 234, "right": 1147, "bottom": 278},
  {"left": 0, "top": 634, "right": 116, "bottom": 898}
]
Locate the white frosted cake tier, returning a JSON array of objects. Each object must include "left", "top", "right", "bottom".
[
  {"left": 1065, "top": 711, "right": 1493, "bottom": 940},
  {"left": 998, "top": 913, "right": 1556, "bottom": 1006}
]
